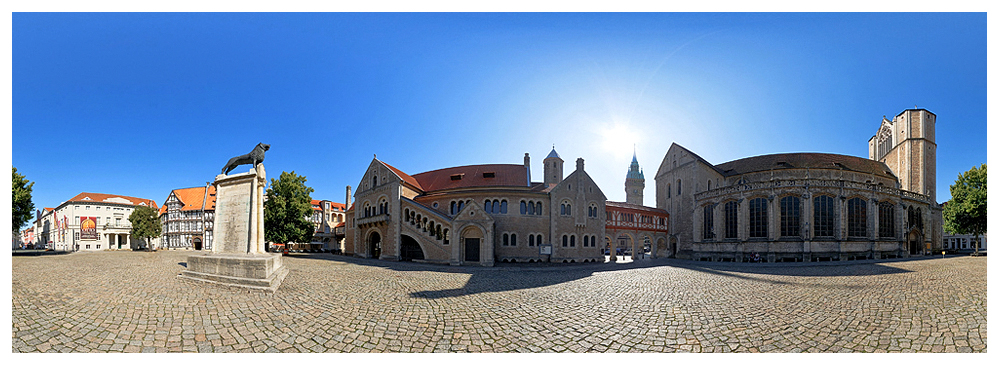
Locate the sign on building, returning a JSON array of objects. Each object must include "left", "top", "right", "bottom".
[{"left": 80, "top": 217, "right": 98, "bottom": 240}]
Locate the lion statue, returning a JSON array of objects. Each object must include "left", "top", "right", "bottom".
[{"left": 222, "top": 143, "right": 270, "bottom": 175}]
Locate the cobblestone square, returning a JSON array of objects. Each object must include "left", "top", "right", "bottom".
[{"left": 12, "top": 251, "right": 986, "bottom": 352}]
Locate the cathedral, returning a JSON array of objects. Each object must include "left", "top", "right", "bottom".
[{"left": 654, "top": 108, "right": 943, "bottom": 262}]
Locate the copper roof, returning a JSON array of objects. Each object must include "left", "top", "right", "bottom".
[
  {"left": 714, "top": 153, "right": 896, "bottom": 179},
  {"left": 66, "top": 192, "right": 159, "bottom": 209},
  {"left": 411, "top": 164, "right": 529, "bottom": 192}
]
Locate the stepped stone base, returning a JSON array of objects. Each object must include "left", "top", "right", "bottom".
[{"left": 178, "top": 253, "right": 287, "bottom": 292}]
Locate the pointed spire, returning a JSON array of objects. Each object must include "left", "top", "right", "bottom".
[{"left": 545, "top": 144, "right": 561, "bottom": 159}]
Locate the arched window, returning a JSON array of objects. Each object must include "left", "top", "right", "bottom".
[
  {"left": 749, "top": 197, "right": 767, "bottom": 238},
  {"left": 847, "top": 197, "right": 867, "bottom": 237},
  {"left": 529, "top": 234, "right": 535, "bottom": 246},
  {"left": 537, "top": 234, "right": 543, "bottom": 245},
  {"left": 510, "top": 233, "right": 517, "bottom": 246},
  {"left": 703, "top": 204, "right": 715, "bottom": 240},
  {"left": 879, "top": 201, "right": 895, "bottom": 238},
  {"left": 457, "top": 201, "right": 464, "bottom": 212},
  {"left": 536, "top": 202, "right": 542, "bottom": 215},
  {"left": 528, "top": 201, "right": 535, "bottom": 215},
  {"left": 667, "top": 184, "right": 671, "bottom": 198},
  {"left": 492, "top": 200, "right": 500, "bottom": 213},
  {"left": 503, "top": 233, "right": 509, "bottom": 246},
  {"left": 707, "top": 180, "right": 712, "bottom": 191},
  {"left": 450, "top": 201, "right": 456, "bottom": 215},
  {"left": 443, "top": 229, "right": 450, "bottom": 245},
  {"left": 780, "top": 196, "right": 801, "bottom": 237},
  {"left": 485, "top": 200, "right": 492, "bottom": 213},
  {"left": 570, "top": 235, "right": 576, "bottom": 247},
  {"left": 814, "top": 195, "right": 835, "bottom": 237},
  {"left": 724, "top": 201, "right": 738, "bottom": 239},
  {"left": 436, "top": 225, "right": 442, "bottom": 240},
  {"left": 372, "top": 175, "right": 377, "bottom": 188},
  {"left": 520, "top": 201, "right": 527, "bottom": 215},
  {"left": 562, "top": 235, "right": 568, "bottom": 247},
  {"left": 583, "top": 235, "right": 589, "bottom": 247},
  {"left": 500, "top": 200, "right": 507, "bottom": 214},
  {"left": 677, "top": 180, "right": 682, "bottom": 195},
  {"left": 560, "top": 204, "right": 566, "bottom": 215}
]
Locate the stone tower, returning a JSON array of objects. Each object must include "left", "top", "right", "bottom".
[
  {"left": 625, "top": 152, "right": 645, "bottom": 205},
  {"left": 868, "top": 108, "right": 937, "bottom": 199},
  {"left": 544, "top": 146, "right": 563, "bottom": 186}
]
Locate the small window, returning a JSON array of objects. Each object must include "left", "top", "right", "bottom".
[
  {"left": 450, "top": 174, "right": 464, "bottom": 181},
  {"left": 483, "top": 172, "right": 495, "bottom": 178}
]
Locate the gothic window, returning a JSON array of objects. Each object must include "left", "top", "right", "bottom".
[
  {"left": 847, "top": 197, "right": 867, "bottom": 237},
  {"left": 724, "top": 201, "right": 738, "bottom": 239},
  {"left": 814, "top": 195, "right": 835, "bottom": 237},
  {"left": 879, "top": 201, "right": 895, "bottom": 238},
  {"left": 702, "top": 204, "right": 715, "bottom": 240},
  {"left": 749, "top": 197, "right": 767, "bottom": 238},
  {"left": 780, "top": 196, "right": 801, "bottom": 237}
]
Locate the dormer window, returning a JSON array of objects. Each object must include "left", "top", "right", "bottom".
[
  {"left": 482, "top": 172, "right": 495, "bottom": 178},
  {"left": 450, "top": 174, "right": 464, "bottom": 181}
]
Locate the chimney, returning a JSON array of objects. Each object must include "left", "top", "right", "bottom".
[
  {"left": 524, "top": 153, "right": 531, "bottom": 186},
  {"left": 345, "top": 185, "right": 352, "bottom": 211},
  {"left": 576, "top": 157, "right": 584, "bottom": 171}
]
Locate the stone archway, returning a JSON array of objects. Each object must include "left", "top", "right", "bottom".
[
  {"left": 399, "top": 234, "right": 425, "bottom": 261},
  {"left": 368, "top": 231, "right": 382, "bottom": 259},
  {"left": 908, "top": 230, "right": 923, "bottom": 256},
  {"left": 193, "top": 238, "right": 203, "bottom": 251}
]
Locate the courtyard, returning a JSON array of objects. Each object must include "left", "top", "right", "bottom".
[{"left": 11, "top": 250, "right": 986, "bottom": 353}]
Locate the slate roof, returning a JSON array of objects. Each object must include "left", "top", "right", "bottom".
[{"left": 714, "top": 153, "right": 896, "bottom": 179}]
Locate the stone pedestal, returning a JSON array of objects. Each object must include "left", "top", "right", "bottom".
[{"left": 179, "top": 164, "right": 288, "bottom": 291}]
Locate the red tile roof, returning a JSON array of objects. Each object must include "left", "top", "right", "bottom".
[
  {"left": 605, "top": 201, "right": 669, "bottom": 214},
  {"left": 411, "top": 164, "right": 528, "bottom": 192},
  {"left": 380, "top": 160, "right": 423, "bottom": 191},
  {"left": 714, "top": 153, "right": 897, "bottom": 179},
  {"left": 311, "top": 200, "right": 348, "bottom": 212},
  {"left": 160, "top": 186, "right": 216, "bottom": 215},
  {"left": 66, "top": 192, "right": 158, "bottom": 209}
]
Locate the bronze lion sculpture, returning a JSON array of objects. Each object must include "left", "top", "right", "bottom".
[{"left": 222, "top": 143, "right": 270, "bottom": 175}]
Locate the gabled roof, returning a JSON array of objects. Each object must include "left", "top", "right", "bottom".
[
  {"left": 311, "top": 199, "right": 348, "bottom": 212},
  {"left": 379, "top": 160, "right": 424, "bottom": 191},
  {"left": 411, "top": 164, "right": 529, "bottom": 192},
  {"left": 65, "top": 192, "right": 159, "bottom": 209},
  {"left": 160, "top": 186, "right": 216, "bottom": 215},
  {"left": 714, "top": 153, "right": 897, "bottom": 179}
]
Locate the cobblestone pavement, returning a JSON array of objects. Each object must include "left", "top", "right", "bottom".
[{"left": 12, "top": 251, "right": 986, "bottom": 353}]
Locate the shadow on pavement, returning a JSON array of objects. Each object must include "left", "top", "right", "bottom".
[{"left": 288, "top": 252, "right": 924, "bottom": 299}]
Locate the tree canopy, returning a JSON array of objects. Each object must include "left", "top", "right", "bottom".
[
  {"left": 943, "top": 164, "right": 986, "bottom": 240},
  {"left": 264, "top": 171, "right": 315, "bottom": 245},
  {"left": 13, "top": 167, "right": 35, "bottom": 233},
  {"left": 129, "top": 205, "right": 162, "bottom": 250}
]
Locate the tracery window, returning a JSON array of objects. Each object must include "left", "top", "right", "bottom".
[
  {"left": 813, "top": 195, "right": 835, "bottom": 237},
  {"left": 724, "top": 201, "right": 738, "bottom": 239},
  {"left": 879, "top": 201, "right": 895, "bottom": 238},
  {"left": 749, "top": 197, "right": 768, "bottom": 238},
  {"left": 847, "top": 197, "right": 867, "bottom": 237},
  {"left": 780, "top": 196, "right": 800, "bottom": 237}
]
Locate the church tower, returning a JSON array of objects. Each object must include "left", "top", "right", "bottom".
[
  {"left": 868, "top": 108, "right": 937, "bottom": 199},
  {"left": 625, "top": 152, "right": 645, "bottom": 205},
  {"left": 543, "top": 146, "right": 564, "bottom": 186}
]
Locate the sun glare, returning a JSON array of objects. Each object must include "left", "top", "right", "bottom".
[{"left": 600, "top": 122, "right": 641, "bottom": 159}]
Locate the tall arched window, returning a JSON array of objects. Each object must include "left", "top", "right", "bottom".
[
  {"left": 780, "top": 196, "right": 801, "bottom": 237},
  {"left": 879, "top": 201, "right": 895, "bottom": 238},
  {"left": 443, "top": 229, "right": 450, "bottom": 245},
  {"left": 847, "top": 197, "right": 867, "bottom": 237},
  {"left": 677, "top": 180, "right": 682, "bottom": 195},
  {"left": 749, "top": 197, "right": 768, "bottom": 238},
  {"left": 536, "top": 202, "right": 542, "bottom": 215},
  {"left": 529, "top": 234, "right": 535, "bottom": 246},
  {"left": 500, "top": 200, "right": 507, "bottom": 214},
  {"left": 510, "top": 233, "right": 517, "bottom": 246},
  {"left": 450, "top": 201, "right": 456, "bottom": 215},
  {"left": 485, "top": 200, "right": 492, "bottom": 213},
  {"left": 562, "top": 235, "right": 568, "bottom": 247},
  {"left": 503, "top": 233, "right": 509, "bottom": 246},
  {"left": 814, "top": 195, "right": 835, "bottom": 237},
  {"left": 667, "top": 184, "right": 671, "bottom": 198},
  {"left": 570, "top": 235, "right": 576, "bottom": 247},
  {"left": 724, "top": 201, "right": 738, "bottom": 239},
  {"left": 703, "top": 204, "right": 715, "bottom": 240},
  {"left": 520, "top": 201, "right": 527, "bottom": 215}
]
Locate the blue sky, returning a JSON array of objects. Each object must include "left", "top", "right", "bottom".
[{"left": 11, "top": 13, "right": 986, "bottom": 227}]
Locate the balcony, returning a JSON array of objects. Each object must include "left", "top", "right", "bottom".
[{"left": 356, "top": 213, "right": 390, "bottom": 227}]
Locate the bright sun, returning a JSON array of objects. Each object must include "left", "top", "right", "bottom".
[{"left": 600, "top": 122, "right": 640, "bottom": 158}]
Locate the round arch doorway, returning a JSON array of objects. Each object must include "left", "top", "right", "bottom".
[
  {"left": 193, "top": 238, "right": 202, "bottom": 251},
  {"left": 368, "top": 232, "right": 382, "bottom": 259},
  {"left": 399, "top": 235, "right": 425, "bottom": 261}
]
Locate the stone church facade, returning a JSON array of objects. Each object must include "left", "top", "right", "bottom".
[
  {"left": 344, "top": 148, "right": 608, "bottom": 266},
  {"left": 655, "top": 108, "right": 943, "bottom": 262}
]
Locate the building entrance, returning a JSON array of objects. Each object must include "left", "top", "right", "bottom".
[
  {"left": 368, "top": 232, "right": 382, "bottom": 258},
  {"left": 464, "top": 238, "right": 480, "bottom": 262}
]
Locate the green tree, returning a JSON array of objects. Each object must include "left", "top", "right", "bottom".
[
  {"left": 12, "top": 167, "right": 35, "bottom": 233},
  {"left": 943, "top": 164, "right": 986, "bottom": 255},
  {"left": 129, "top": 206, "right": 162, "bottom": 251},
  {"left": 264, "top": 171, "right": 315, "bottom": 247}
]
